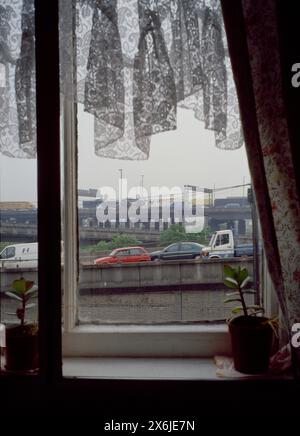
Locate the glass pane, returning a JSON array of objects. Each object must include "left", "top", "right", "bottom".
[
  {"left": 59, "top": 0, "right": 255, "bottom": 327},
  {"left": 0, "top": 0, "right": 38, "bottom": 374}
]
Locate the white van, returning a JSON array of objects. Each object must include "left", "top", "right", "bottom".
[{"left": 0, "top": 243, "right": 38, "bottom": 269}]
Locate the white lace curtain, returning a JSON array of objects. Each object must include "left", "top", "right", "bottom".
[{"left": 0, "top": 0, "right": 243, "bottom": 160}]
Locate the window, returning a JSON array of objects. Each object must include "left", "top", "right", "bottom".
[
  {"left": 59, "top": 0, "right": 256, "bottom": 362},
  {"left": 129, "top": 248, "right": 143, "bottom": 255},
  {"left": 0, "top": 4, "right": 296, "bottom": 423},
  {"left": 215, "top": 234, "right": 229, "bottom": 246},
  {"left": 181, "top": 243, "right": 195, "bottom": 251},
  {"left": 0, "top": 1, "right": 277, "bottom": 378},
  {"left": 1, "top": 247, "right": 15, "bottom": 259},
  {"left": 165, "top": 244, "right": 180, "bottom": 253},
  {"left": 115, "top": 249, "right": 129, "bottom": 257},
  {"left": 0, "top": 0, "right": 39, "bottom": 374}
]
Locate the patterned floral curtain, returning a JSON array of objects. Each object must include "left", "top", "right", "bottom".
[
  {"left": 1, "top": 0, "right": 243, "bottom": 160},
  {"left": 221, "top": 0, "right": 300, "bottom": 373}
]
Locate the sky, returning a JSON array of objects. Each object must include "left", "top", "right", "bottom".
[{"left": 0, "top": 105, "right": 250, "bottom": 204}]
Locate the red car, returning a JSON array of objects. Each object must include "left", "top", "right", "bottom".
[{"left": 94, "top": 246, "right": 151, "bottom": 265}]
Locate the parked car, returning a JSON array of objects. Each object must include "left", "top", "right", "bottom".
[
  {"left": 94, "top": 246, "right": 151, "bottom": 265},
  {"left": 150, "top": 242, "right": 204, "bottom": 261}
]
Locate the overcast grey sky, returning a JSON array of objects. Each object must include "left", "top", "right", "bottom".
[{"left": 0, "top": 105, "right": 250, "bottom": 203}]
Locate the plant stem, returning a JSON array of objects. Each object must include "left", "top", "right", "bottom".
[
  {"left": 21, "top": 295, "right": 25, "bottom": 326},
  {"left": 238, "top": 284, "right": 248, "bottom": 316}
]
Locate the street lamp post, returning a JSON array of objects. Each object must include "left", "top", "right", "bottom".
[
  {"left": 140, "top": 175, "right": 144, "bottom": 197},
  {"left": 118, "top": 169, "right": 123, "bottom": 228},
  {"left": 118, "top": 168, "right": 123, "bottom": 199}
]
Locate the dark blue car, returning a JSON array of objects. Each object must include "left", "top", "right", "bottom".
[{"left": 150, "top": 242, "right": 204, "bottom": 261}]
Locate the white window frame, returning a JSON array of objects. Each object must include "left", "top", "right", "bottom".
[
  {"left": 59, "top": 8, "right": 277, "bottom": 359},
  {"left": 61, "top": 93, "right": 234, "bottom": 358},
  {"left": 60, "top": 95, "right": 279, "bottom": 359}
]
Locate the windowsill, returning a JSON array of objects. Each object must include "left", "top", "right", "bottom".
[
  {"left": 63, "top": 357, "right": 223, "bottom": 380},
  {"left": 65, "top": 323, "right": 228, "bottom": 333},
  {"left": 62, "top": 357, "right": 290, "bottom": 380}
]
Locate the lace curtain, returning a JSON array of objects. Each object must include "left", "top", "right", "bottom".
[
  {"left": 0, "top": 0, "right": 35, "bottom": 158},
  {"left": 0, "top": 0, "right": 243, "bottom": 160}
]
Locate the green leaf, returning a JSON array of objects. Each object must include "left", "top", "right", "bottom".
[
  {"left": 224, "top": 265, "right": 235, "bottom": 278},
  {"left": 25, "top": 291, "right": 38, "bottom": 302},
  {"left": 224, "top": 298, "right": 242, "bottom": 304},
  {"left": 238, "top": 268, "right": 249, "bottom": 283},
  {"left": 25, "top": 286, "right": 38, "bottom": 295},
  {"left": 225, "top": 292, "right": 240, "bottom": 297},
  {"left": 5, "top": 291, "right": 22, "bottom": 301},
  {"left": 224, "top": 278, "right": 238, "bottom": 289},
  {"left": 12, "top": 278, "right": 34, "bottom": 294},
  {"left": 240, "top": 276, "right": 250, "bottom": 289},
  {"left": 247, "top": 305, "right": 265, "bottom": 311},
  {"left": 232, "top": 306, "right": 244, "bottom": 314},
  {"left": 25, "top": 303, "right": 36, "bottom": 309}
]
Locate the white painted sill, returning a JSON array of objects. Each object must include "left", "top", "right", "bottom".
[
  {"left": 62, "top": 357, "right": 221, "bottom": 380},
  {"left": 62, "top": 356, "right": 290, "bottom": 380}
]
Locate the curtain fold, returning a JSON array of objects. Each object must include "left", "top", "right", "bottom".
[
  {"left": 221, "top": 0, "right": 300, "bottom": 373},
  {"left": 84, "top": 0, "right": 125, "bottom": 151},
  {"left": 0, "top": 0, "right": 36, "bottom": 158},
  {"left": 133, "top": 3, "right": 177, "bottom": 139},
  {"left": 15, "top": 0, "right": 36, "bottom": 155}
]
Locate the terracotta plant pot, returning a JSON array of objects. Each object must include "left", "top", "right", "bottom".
[
  {"left": 5, "top": 324, "right": 38, "bottom": 372},
  {"left": 229, "top": 316, "right": 273, "bottom": 374}
]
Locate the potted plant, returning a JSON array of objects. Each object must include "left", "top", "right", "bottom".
[
  {"left": 5, "top": 277, "right": 38, "bottom": 372},
  {"left": 224, "top": 264, "right": 274, "bottom": 374}
]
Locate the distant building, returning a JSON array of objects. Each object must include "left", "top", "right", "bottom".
[{"left": 0, "top": 201, "right": 35, "bottom": 210}]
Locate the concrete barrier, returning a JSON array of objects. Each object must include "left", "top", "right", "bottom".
[
  {"left": 79, "top": 258, "right": 253, "bottom": 292},
  {"left": 0, "top": 258, "right": 253, "bottom": 292}
]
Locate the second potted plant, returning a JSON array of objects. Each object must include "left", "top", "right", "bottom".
[
  {"left": 224, "top": 264, "right": 274, "bottom": 374},
  {"left": 5, "top": 277, "right": 38, "bottom": 372}
]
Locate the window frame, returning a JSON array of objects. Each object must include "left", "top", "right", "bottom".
[
  {"left": 58, "top": 1, "right": 253, "bottom": 359},
  {"left": 60, "top": 55, "right": 233, "bottom": 357},
  {"left": 0, "top": 2, "right": 293, "bottom": 424},
  {"left": 33, "top": 0, "right": 273, "bottom": 368},
  {"left": 1, "top": 2, "right": 299, "bottom": 422},
  {"left": 35, "top": 0, "right": 62, "bottom": 381}
]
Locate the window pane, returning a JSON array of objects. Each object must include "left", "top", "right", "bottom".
[
  {"left": 0, "top": 0, "right": 38, "bottom": 374},
  {"left": 59, "top": 0, "right": 255, "bottom": 328}
]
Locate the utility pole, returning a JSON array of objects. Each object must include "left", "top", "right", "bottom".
[
  {"left": 118, "top": 168, "right": 123, "bottom": 199},
  {"left": 140, "top": 174, "right": 144, "bottom": 197}
]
